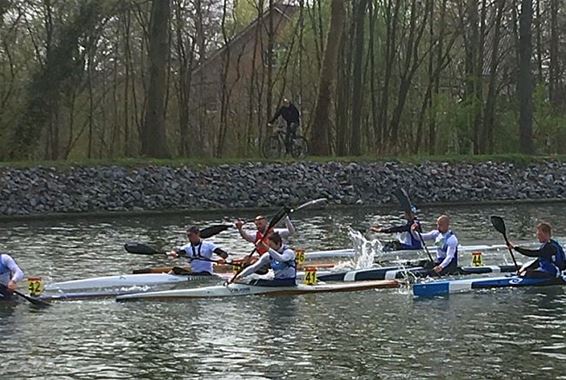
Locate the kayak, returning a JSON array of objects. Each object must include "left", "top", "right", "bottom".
[
  {"left": 116, "top": 279, "right": 401, "bottom": 301},
  {"left": 304, "top": 244, "right": 508, "bottom": 260},
  {"left": 45, "top": 272, "right": 230, "bottom": 292},
  {"left": 413, "top": 275, "right": 566, "bottom": 297},
  {"left": 318, "top": 264, "right": 518, "bottom": 282}
]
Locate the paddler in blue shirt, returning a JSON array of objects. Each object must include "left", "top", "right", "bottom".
[
  {"left": 0, "top": 253, "right": 25, "bottom": 300},
  {"left": 413, "top": 215, "right": 459, "bottom": 275},
  {"left": 234, "top": 232, "right": 297, "bottom": 287},
  {"left": 507, "top": 222, "right": 566, "bottom": 278},
  {"left": 371, "top": 206, "right": 422, "bottom": 251},
  {"left": 168, "top": 226, "right": 230, "bottom": 275}
]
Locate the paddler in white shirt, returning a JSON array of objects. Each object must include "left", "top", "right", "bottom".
[
  {"left": 168, "top": 226, "right": 230, "bottom": 275},
  {"left": 412, "top": 215, "right": 459, "bottom": 275},
  {"left": 0, "top": 253, "right": 25, "bottom": 300},
  {"left": 234, "top": 232, "right": 297, "bottom": 287}
]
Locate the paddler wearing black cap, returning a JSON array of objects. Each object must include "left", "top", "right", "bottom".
[
  {"left": 168, "top": 226, "right": 230, "bottom": 275},
  {"left": 371, "top": 206, "right": 422, "bottom": 252}
]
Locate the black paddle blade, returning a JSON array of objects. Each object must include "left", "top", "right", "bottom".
[
  {"left": 124, "top": 242, "right": 162, "bottom": 255},
  {"left": 490, "top": 216, "right": 507, "bottom": 236},
  {"left": 392, "top": 188, "right": 413, "bottom": 213},
  {"left": 268, "top": 207, "right": 288, "bottom": 230},
  {"left": 200, "top": 224, "right": 231, "bottom": 239}
]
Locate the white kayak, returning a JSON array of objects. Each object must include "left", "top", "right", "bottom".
[
  {"left": 305, "top": 244, "right": 508, "bottom": 260},
  {"left": 116, "top": 279, "right": 400, "bottom": 301},
  {"left": 45, "top": 272, "right": 230, "bottom": 292}
]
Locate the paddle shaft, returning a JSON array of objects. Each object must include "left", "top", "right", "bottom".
[
  {"left": 0, "top": 283, "right": 50, "bottom": 307},
  {"left": 502, "top": 233, "right": 520, "bottom": 274}
]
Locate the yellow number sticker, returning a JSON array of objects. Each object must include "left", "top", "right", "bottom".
[
  {"left": 304, "top": 267, "right": 317, "bottom": 286},
  {"left": 471, "top": 252, "right": 483, "bottom": 267},
  {"left": 27, "top": 277, "right": 43, "bottom": 296},
  {"left": 296, "top": 249, "right": 305, "bottom": 265}
]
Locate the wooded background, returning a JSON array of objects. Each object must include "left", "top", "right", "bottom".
[{"left": 0, "top": 0, "right": 564, "bottom": 160}]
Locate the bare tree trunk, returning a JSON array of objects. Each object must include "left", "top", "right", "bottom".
[
  {"left": 549, "top": 0, "right": 560, "bottom": 109},
  {"left": 310, "top": 0, "right": 346, "bottom": 156},
  {"left": 350, "top": 0, "right": 369, "bottom": 156},
  {"left": 483, "top": 0, "right": 506, "bottom": 154},
  {"left": 518, "top": 0, "right": 535, "bottom": 154},
  {"left": 141, "top": 0, "right": 171, "bottom": 158}
]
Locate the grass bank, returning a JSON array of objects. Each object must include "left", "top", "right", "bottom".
[{"left": 1, "top": 153, "right": 566, "bottom": 169}]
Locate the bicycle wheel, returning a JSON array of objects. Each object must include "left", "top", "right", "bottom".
[
  {"left": 262, "top": 136, "right": 283, "bottom": 159},
  {"left": 290, "top": 136, "right": 309, "bottom": 158}
]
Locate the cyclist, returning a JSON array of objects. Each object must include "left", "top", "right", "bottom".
[{"left": 268, "top": 98, "right": 300, "bottom": 154}]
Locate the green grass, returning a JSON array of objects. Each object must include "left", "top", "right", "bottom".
[{"left": 0, "top": 153, "right": 565, "bottom": 169}]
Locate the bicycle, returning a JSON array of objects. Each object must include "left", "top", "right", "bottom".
[{"left": 262, "top": 121, "right": 309, "bottom": 159}]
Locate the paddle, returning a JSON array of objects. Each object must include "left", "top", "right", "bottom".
[
  {"left": 0, "top": 283, "right": 50, "bottom": 308},
  {"left": 227, "top": 206, "right": 289, "bottom": 284},
  {"left": 490, "top": 216, "right": 520, "bottom": 274},
  {"left": 392, "top": 188, "right": 435, "bottom": 265},
  {"left": 202, "top": 198, "right": 329, "bottom": 238},
  {"left": 124, "top": 242, "right": 166, "bottom": 256}
]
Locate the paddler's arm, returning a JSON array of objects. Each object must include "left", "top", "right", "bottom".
[
  {"left": 513, "top": 244, "right": 555, "bottom": 259},
  {"left": 283, "top": 216, "right": 296, "bottom": 236},
  {"left": 416, "top": 229, "right": 438, "bottom": 241},
  {"left": 266, "top": 247, "right": 295, "bottom": 262},
  {"left": 213, "top": 248, "right": 229, "bottom": 260},
  {"left": 4, "top": 255, "right": 24, "bottom": 290},
  {"left": 235, "top": 219, "right": 256, "bottom": 243},
  {"left": 435, "top": 240, "right": 458, "bottom": 272},
  {"left": 236, "top": 254, "right": 270, "bottom": 279}
]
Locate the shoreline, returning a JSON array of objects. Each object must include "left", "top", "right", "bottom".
[
  {"left": 1, "top": 159, "right": 565, "bottom": 219},
  {"left": 0, "top": 197, "right": 565, "bottom": 223}
]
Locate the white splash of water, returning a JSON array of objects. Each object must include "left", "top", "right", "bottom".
[{"left": 347, "top": 228, "right": 384, "bottom": 269}]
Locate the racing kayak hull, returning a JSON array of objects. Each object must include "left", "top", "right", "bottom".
[
  {"left": 116, "top": 279, "right": 400, "bottom": 301},
  {"left": 45, "top": 273, "right": 229, "bottom": 292},
  {"left": 413, "top": 275, "right": 566, "bottom": 297},
  {"left": 318, "top": 264, "right": 518, "bottom": 282}
]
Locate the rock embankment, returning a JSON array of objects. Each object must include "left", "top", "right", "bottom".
[{"left": 1, "top": 161, "right": 565, "bottom": 216}]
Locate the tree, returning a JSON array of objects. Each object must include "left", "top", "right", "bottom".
[
  {"left": 518, "top": 0, "right": 535, "bottom": 154},
  {"left": 310, "top": 0, "right": 345, "bottom": 156},
  {"left": 141, "top": 0, "right": 171, "bottom": 158}
]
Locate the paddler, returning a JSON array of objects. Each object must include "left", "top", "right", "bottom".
[
  {"left": 412, "top": 215, "right": 458, "bottom": 275},
  {"left": 0, "top": 252, "right": 25, "bottom": 300},
  {"left": 234, "top": 210, "right": 295, "bottom": 268},
  {"left": 371, "top": 206, "right": 422, "bottom": 251},
  {"left": 506, "top": 222, "right": 566, "bottom": 278},
  {"left": 234, "top": 232, "right": 297, "bottom": 286},
  {"left": 168, "top": 226, "right": 230, "bottom": 275}
]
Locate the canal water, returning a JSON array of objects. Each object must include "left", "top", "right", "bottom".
[{"left": 1, "top": 203, "right": 566, "bottom": 379}]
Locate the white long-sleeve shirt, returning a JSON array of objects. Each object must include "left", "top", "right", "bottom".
[
  {"left": 239, "top": 246, "right": 296, "bottom": 280},
  {"left": 0, "top": 254, "right": 25, "bottom": 286},
  {"left": 238, "top": 216, "right": 296, "bottom": 243},
  {"left": 419, "top": 230, "right": 459, "bottom": 269}
]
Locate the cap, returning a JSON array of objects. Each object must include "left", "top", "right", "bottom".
[{"left": 186, "top": 226, "right": 200, "bottom": 234}]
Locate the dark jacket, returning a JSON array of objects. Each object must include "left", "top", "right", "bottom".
[{"left": 270, "top": 103, "right": 300, "bottom": 125}]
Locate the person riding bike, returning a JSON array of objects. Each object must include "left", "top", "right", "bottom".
[{"left": 268, "top": 98, "right": 300, "bottom": 154}]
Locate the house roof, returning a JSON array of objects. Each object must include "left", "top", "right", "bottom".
[{"left": 192, "top": 3, "right": 299, "bottom": 77}]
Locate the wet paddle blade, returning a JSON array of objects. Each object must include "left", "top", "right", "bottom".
[
  {"left": 490, "top": 216, "right": 507, "bottom": 236},
  {"left": 291, "top": 198, "right": 328, "bottom": 212},
  {"left": 392, "top": 188, "right": 413, "bottom": 213},
  {"left": 124, "top": 242, "right": 164, "bottom": 255},
  {"left": 200, "top": 224, "right": 232, "bottom": 239}
]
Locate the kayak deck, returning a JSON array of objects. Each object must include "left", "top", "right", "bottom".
[
  {"left": 45, "top": 273, "right": 230, "bottom": 292},
  {"left": 413, "top": 275, "right": 566, "bottom": 297},
  {"left": 116, "top": 280, "right": 401, "bottom": 301}
]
